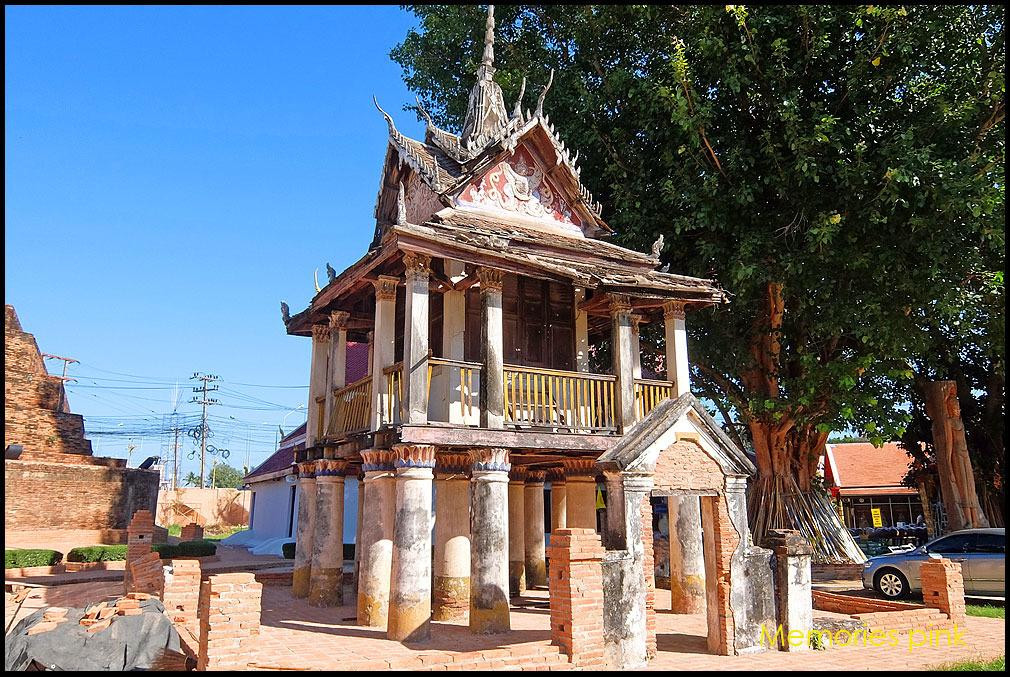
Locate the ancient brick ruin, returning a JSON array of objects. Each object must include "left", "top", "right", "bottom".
[{"left": 4, "top": 305, "right": 159, "bottom": 538}]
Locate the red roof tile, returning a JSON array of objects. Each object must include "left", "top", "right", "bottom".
[
  {"left": 346, "top": 342, "right": 369, "bottom": 384},
  {"left": 244, "top": 422, "right": 305, "bottom": 482},
  {"left": 824, "top": 442, "right": 916, "bottom": 494}
]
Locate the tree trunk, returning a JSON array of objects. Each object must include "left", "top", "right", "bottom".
[
  {"left": 747, "top": 419, "right": 867, "bottom": 563},
  {"left": 921, "top": 380, "right": 990, "bottom": 531}
]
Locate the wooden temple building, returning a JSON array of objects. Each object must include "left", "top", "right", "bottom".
[{"left": 281, "top": 6, "right": 776, "bottom": 665}]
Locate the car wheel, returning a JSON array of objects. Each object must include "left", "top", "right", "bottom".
[{"left": 875, "top": 568, "right": 909, "bottom": 599}]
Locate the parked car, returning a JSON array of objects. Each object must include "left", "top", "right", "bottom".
[{"left": 862, "top": 528, "right": 1005, "bottom": 599}]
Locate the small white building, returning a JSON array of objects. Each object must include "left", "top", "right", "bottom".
[{"left": 224, "top": 343, "right": 369, "bottom": 556}]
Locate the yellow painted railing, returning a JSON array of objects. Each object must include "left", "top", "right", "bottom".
[
  {"left": 329, "top": 374, "right": 372, "bottom": 435},
  {"left": 427, "top": 357, "right": 480, "bottom": 426},
  {"left": 504, "top": 365, "right": 617, "bottom": 431},
  {"left": 634, "top": 378, "right": 674, "bottom": 419},
  {"left": 383, "top": 362, "right": 403, "bottom": 423}
]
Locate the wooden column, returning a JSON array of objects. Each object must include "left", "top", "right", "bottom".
[
  {"left": 663, "top": 301, "right": 690, "bottom": 397},
  {"left": 370, "top": 276, "right": 398, "bottom": 430},
  {"left": 478, "top": 267, "right": 505, "bottom": 429},
  {"left": 401, "top": 253, "right": 431, "bottom": 426},
  {"left": 610, "top": 294, "right": 637, "bottom": 431},
  {"left": 307, "top": 324, "right": 331, "bottom": 446}
]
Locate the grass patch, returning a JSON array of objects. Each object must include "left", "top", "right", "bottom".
[
  {"left": 203, "top": 526, "right": 247, "bottom": 541},
  {"left": 965, "top": 604, "right": 1004, "bottom": 619},
  {"left": 932, "top": 655, "right": 1005, "bottom": 671},
  {"left": 167, "top": 524, "right": 182, "bottom": 537},
  {"left": 5, "top": 548, "right": 63, "bottom": 568}
]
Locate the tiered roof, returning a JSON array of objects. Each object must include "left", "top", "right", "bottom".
[{"left": 285, "top": 5, "right": 728, "bottom": 335}]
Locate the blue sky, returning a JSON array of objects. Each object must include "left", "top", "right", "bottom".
[{"left": 5, "top": 5, "right": 427, "bottom": 474}]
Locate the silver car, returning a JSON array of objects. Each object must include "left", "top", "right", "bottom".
[{"left": 862, "top": 528, "right": 1005, "bottom": 599}]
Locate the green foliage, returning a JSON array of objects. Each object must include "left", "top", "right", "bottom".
[
  {"left": 5, "top": 549, "right": 63, "bottom": 568},
  {"left": 66, "top": 545, "right": 128, "bottom": 563},
  {"left": 210, "top": 463, "right": 246, "bottom": 489},
  {"left": 393, "top": 5, "right": 1005, "bottom": 476},
  {"left": 167, "top": 524, "right": 183, "bottom": 537},
  {"left": 154, "top": 540, "right": 217, "bottom": 559},
  {"left": 282, "top": 542, "right": 296, "bottom": 559}
]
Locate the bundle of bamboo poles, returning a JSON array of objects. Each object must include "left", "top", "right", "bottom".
[{"left": 748, "top": 474, "right": 867, "bottom": 564}]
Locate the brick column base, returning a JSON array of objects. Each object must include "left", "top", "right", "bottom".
[
  {"left": 919, "top": 558, "right": 967, "bottom": 625},
  {"left": 197, "top": 573, "right": 263, "bottom": 671},
  {"left": 126, "top": 509, "right": 155, "bottom": 592},
  {"left": 164, "top": 559, "right": 202, "bottom": 638},
  {"left": 548, "top": 528, "right": 606, "bottom": 669}
]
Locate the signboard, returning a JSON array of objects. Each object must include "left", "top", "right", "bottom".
[{"left": 871, "top": 508, "right": 883, "bottom": 528}]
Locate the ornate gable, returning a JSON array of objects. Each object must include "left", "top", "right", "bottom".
[{"left": 456, "top": 142, "right": 584, "bottom": 236}]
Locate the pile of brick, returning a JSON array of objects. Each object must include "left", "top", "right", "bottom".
[
  {"left": 26, "top": 593, "right": 155, "bottom": 637},
  {"left": 163, "top": 559, "right": 201, "bottom": 632}
]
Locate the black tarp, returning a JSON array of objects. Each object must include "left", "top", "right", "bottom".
[{"left": 5, "top": 599, "right": 183, "bottom": 671}]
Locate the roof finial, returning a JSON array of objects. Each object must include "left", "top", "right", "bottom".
[
  {"left": 512, "top": 76, "right": 526, "bottom": 119},
  {"left": 479, "top": 5, "right": 495, "bottom": 79},
  {"left": 535, "top": 69, "right": 554, "bottom": 118}
]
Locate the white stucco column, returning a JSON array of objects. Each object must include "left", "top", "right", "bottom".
[
  {"left": 507, "top": 467, "right": 526, "bottom": 596},
  {"left": 387, "top": 444, "right": 436, "bottom": 643},
  {"left": 469, "top": 448, "right": 511, "bottom": 634},
  {"left": 401, "top": 253, "right": 431, "bottom": 426},
  {"left": 548, "top": 467, "right": 567, "bottom": 531},
  {"left": 324, "top": 311, "right": 350, "bottom": 434},
  {"left": 433, "top": 452, "right": 471, "bottom": 621},
  {"left": 478, "top": 267, "right": 505, "bottom": 429},
  {"left": 442, "top": 260, "right": 468, "bottom": 424},
  {"left": 307, "top": 324, "right": 331, "bottom": 446},
  {"left": 667, "top": 495, "right": 706, "bottom": 613},
  {"left": 610, "top": 294, "right": 637, "bottom": 432},
  {"left": 357, "top": 450, "right": 396, "bottom": 628},
  {"left": 663, "top": 301, "right": 690, "bottom": 397},
  {"left": 523, "top": 471, "right": 547, "bottom": 587},
  {"left": 574, "top": 286, "right": 590, "bottom": 373},
  {"left": 309, "top": 459, "right": 346, "bottom": 607},
  {"left": 563, "top": 458, "right": 598, "bottom": 532},
  {"left": 292, "top": 461, "right": 318, "bottom": 598},
  {"left": 370, "top": 276, "right": 398, "bottom": 430},
  {"left": 631, "top": 313, "right": 643, "bottom": 380}
]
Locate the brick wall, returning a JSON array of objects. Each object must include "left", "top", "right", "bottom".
[
  {"left": 812, "top": 590, "right": 923, "bottom": 615},
  {"left": 4, "top": 305, "right": 160, "bottom": 534},
  {"left": 704, "top": 495, "right": 741, "bottom": 656},
  {"left": 181, "top": 523, "right": 205, "bottom": 541},
  {"left": 4, "top": 459, "right": 159, "bottom": 531},
  {"left": 197, "top": 573, "right": 263, "bottom": 671},
  {"left": 653, "top": 440, "right": 724, "bottom": 493},
  {"left": 640, "top": 497, "right": 657, "bottom": 658},
  {"left": 547, "top": 528, "right": 606, "bottom": 669},
  {"left": 920, "top": 558, "right": 967, "bottom": 624}
]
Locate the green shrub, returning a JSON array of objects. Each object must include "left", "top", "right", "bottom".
[
  {"left": 5, "top": 549, "right": 63, "bottom": 569},
  {"left": 66, "top": 545, "right": 128, "bottom": 563},
  {"left": 282, "top": 542, "right": 295, "bottom": 559},
  {"left": 155, "top": 540, "right": 216, "bottom": 559}
]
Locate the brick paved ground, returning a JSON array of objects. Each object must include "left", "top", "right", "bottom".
[{"left": 6, "top": 580, "right": 1004, "bottom": 670}]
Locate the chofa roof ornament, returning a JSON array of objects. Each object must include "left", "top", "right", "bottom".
[{"left": 460, "top": 5, "right": 509, "bottom": 152}]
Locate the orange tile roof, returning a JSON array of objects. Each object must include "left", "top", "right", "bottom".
[{"left": 824, "top": 442, "right": 917, "bottom": 494}]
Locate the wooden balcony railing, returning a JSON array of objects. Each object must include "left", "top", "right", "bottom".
[
  {"left": 314, "top": 395, "right": 326, "bottom": 437},
  {"left": 634, "top": 378, "right": 674, "bottom": 420},
  {"left": 427, "top": 357, "right": 481, "bottom": 426},
  {"left": 383, "top": 362, "right": 404, "bottom": 424},
  {"left": 504, "top": 365, "right": 617, "bottom": 432},
  {"left": 328, "top": 374, "right": 372, "bottom": 435}
]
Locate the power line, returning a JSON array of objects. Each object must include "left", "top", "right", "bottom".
[{"left": 190, "top": 372, "right": 220, "bottom": 488}]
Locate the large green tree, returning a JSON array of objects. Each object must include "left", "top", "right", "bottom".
[{"left": 393, "top": 5, "right": 1005, "bottom": 559}]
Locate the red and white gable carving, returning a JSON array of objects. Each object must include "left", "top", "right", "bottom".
[{"left": 456, "top": 143, "right": 584, "bottom": 236}]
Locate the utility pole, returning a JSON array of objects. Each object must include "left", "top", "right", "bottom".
[
  {"left": 41, "top": 353, "right": 79, "bottom": 411},
  {"left": 171, "top": 417, "right": 182, "bottom": 491},
  {"left": 189, "top": 372, "right": 220, "bottom": 488}
]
